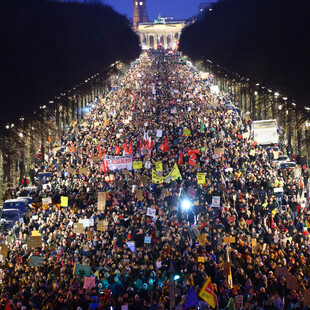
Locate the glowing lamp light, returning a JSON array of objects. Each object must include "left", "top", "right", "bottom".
[
  {"left": 174, "top": 275, "right": 180, "bottom": 280},
  {"left": 181, "top": 198, "right": 192, "bottom": 211}
]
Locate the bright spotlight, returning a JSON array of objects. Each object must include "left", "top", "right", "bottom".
[
  {"left": 174, "top": 275, "right": 180, "bottom": 280},
  {"left": 181, "top": 198, "right": 192, "bottom": 211}
]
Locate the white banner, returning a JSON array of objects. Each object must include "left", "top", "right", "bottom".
[{"left": 104, "top": 155, "right": 133, "bottom": 171}]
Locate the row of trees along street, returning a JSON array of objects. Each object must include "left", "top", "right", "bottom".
[
  {"left": 0, "top": 0, "right": 141, "bottom": 198},
  {"left": 179, "top": 0, "right": 310, "bottom": 163}
]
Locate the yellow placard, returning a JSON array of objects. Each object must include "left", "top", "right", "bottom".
[
  {"left": 61, "top": 196, "right": 68, "bottom": 207},
  {"left": 198, "top": 256, "right": 205, "bottom": 263},
  {"left": 152, "top": 169, "right": 164, "bottom": 184},
  {"left": 274, "top": 151, "right": 279, "bottom": 159},
  {"left": 31, "top": 231, "right": 41, "bottom": 236},
  {"left": 133, "top": 161, "right": 143, "bottom": 169},
  {"left": 197, "top": 173, "right": 206, "bottom": 184},
  {"left": 155, "top": 161, "right": 163, "bottom": 172}
]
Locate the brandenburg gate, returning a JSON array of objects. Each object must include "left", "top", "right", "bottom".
[{"left": 138, "top": 15, "right": 186, "bottom": 50}]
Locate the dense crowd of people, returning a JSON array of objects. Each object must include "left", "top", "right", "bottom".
[{"left": 1, "top": 50, "right": 310, "bottom": 310}]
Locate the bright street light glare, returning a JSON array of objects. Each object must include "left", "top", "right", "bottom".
[{"left": 181, "top": 198, "right": 191, "bottom": 211}]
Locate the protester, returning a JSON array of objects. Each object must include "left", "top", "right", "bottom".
[{"left": 0, "top": 50, "right": 309, "bottom": 310}]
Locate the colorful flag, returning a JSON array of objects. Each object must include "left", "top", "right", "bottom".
[
  {"left": 115, "top": 145, "right": 121, "bottom": 155},
  {"left": 305, "top": 219, "right": 310, "bottom": 228},
  {"left": 181, "top": 286, "right": 199, "bottom": 309},
  {"left": 163, "top": 137, "right": 169, "bottom": 152},
  {"left": 201, "top": 122, "right": 205, "bottom": 133},
  {"left": 199, "top": 277, "right": 215, "bottom": 308},
  {"left": 188, "top": 153, "right": 197, "bottom": 166},
  {"left": 178, "top": 150, "right": 184, "bottom": 165},
  {"left": 100, "top": 159, "right": 107, "bottom": 174}
]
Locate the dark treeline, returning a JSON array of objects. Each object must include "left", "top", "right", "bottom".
[
  {"left": 0, "top": 0, "right": 141, "bottom": 125},
  {"left": 179, "top": 0, "right": 310, "bottom": 109}
]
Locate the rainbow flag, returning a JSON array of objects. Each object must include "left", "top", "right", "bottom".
[{"left": 305, "top": 219, "right": 310, "bottom": 228}]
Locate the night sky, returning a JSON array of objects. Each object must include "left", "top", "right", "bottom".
[{"left": 102, "top": 0, "right": 217, "bottom": 20}]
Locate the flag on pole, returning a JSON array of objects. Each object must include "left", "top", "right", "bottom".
[
  {"left": 115, "top": 145, "right": 121, "bottom": 155},
  {"left": 199, "top": 277, "right": 215, "bottom": 308},
  {"left": 163, "top": 137, "right": 169, "bottom": 152},
  {"left": 178, "top": 150, "right": 184, "bottom": 165},
  {"left": 201, "top": 122, "right": 205, "bottom": 133},
  {"left": 100, "top": 159, "right": 107, "bottom": 174}
]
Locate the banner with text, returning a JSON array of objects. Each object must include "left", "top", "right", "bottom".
[{"left": 104, "top": 155, "right": 133, "bottom": 171}]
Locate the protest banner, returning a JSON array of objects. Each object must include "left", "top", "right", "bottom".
[
  {"left": 223, "top": 236, "right": 236, "bottom": 243},
  {"left": 212, "top": 196, "right": 221, "bottom": 207},
  {"left": 104, "top": 155, "right": 133, "bottom": 171},
  {"left": 29, "top": 256, "right": 44, "bottom": 267},
  {"left": 133, "top": 161, "right": 143, "bottom": 169},
  {"left": 73, "top": 263, "right": 91, "bottom": 277},
  {"left": 156, "top": 129, "right": 163, "bottom": 137},
  {"left": 144, "top": 236, "right": 151, "bottom": 244},
  {"left": 147, "top": 208, "right": 156, "bottom": 217},
  {"left": 42, "top": 197, "right": 52, "bottom": 206},
  {"left": 83, "top": 277, "right": 96, "bottom": 289},
  {"left": 126, "top": 241, "right": 135, "bottom": 253},
  {"left": 169, "top": 163, "right": 181, "bottom": 181},
  {"left": 152, "top": 169, "right": 164, "bottom": 184},
  {"left": 155, "top": 161, "right": 163, "bottom": 172},
  {"left": 79, "top": 219, "right": 94, "bottom": 227},
  {"left": 197, "top": 173, "right": 206, "bottom": 184}
]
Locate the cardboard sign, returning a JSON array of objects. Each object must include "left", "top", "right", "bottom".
[
  {"left": 60, "top": 196, "right": 68, "bottom": 207},
  {"left": 66, "top": 167, "right": 76, "bottom": 175},
  {"left": 194, "top": 163, "right": 201, "bottom": 170},
  {"left": 275, "top": 267, "right": 289, "bottom": 277},
  {"left": 79, "top": 167, "right": 88, "bottom": 175},
  {"left": 219, "top": 183, "right": 226, "bottom": 191},
  {"left": 97, "top": 192, "right": 107, "bottom": 211},
  {"left": 133, "top": 161, "right": 143, "bottom": 169},
  {"left": 97, "top": 220, "right": 108, "bottom": 232},
  {"left": 144, "top": 236, "right": 151, "bottom": 244},
  {"left": 74, "top": 263, "right": 91, "bottom": 277},
  {"left": 234, "top": 295, "right": 243, "bottom": 309},
  {"left": 273, "top": 151, "right": 279, "bottom": 159},
  {"left": 197, "top": 173, "right": 206, "bottom": 184},
  {"left": 286, "top": 275, "right": 299, "bottom": 290},
  {"left": 147, "top": 208, "right": 156, "bottom": 217},
  {"left": 214, "top": 148, "right": 224, "bottom": 155},
  {"left": 223, "top": 236, "right": 236, "bottom": 243},
  {"left": 92, "top": 156, "right": 99, "bottom": 162},
  {"left": 16, "top": 256, "right": 23, "bottom": 264},
  {"left": 197, "top": 233, "right": 207, "bottom": 245},
  {"left": 73, "top": 223, "right": 84, "bottom": 234},
  {"left": 303, "top": 291, "right": 310, "bottom": 306},
  {"left": 29, "top": 256, "right": 44, "bottom": 267},
  {"left": 27, "top": 236, "right": 42, "bottom": 249},
  {"left": 249, "top": 150, "right": 255, "bottom": 156},
  {"left": 0, "top": 244, "right": 8, "bottom": 257},
  {"left": 83, "top": 276, "right": 96, "bottom": 289},
  {"left": 137, "top": 189, "right": 143, "bottom": 201},
  {"left": 212, "top": 196, "right": 221, "bottom": 207}
]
